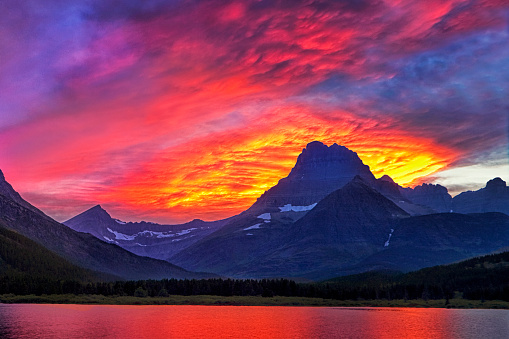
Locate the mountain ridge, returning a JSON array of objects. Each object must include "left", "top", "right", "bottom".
[{"left": 0, "top": 173, "right": 217, "bottom": 280}]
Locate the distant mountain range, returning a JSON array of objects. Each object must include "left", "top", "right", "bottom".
[
  {"left": 0, "top": 170, "right": 217, "bottom": 281},
  {"left": 64, "top": 205, "right": 229, "bottom": 261},
  {"left": 3, "top": 141, "right": 509, "bottom": 281}
]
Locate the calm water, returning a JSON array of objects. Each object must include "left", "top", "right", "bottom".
[{"left": 0, "top": 304, "right": 508, "bottom": 338}]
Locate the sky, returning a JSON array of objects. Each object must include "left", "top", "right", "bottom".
[{"left": 1, "top": 0, "right": 508, "bottom": 224}]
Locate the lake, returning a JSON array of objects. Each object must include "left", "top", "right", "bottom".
[{"left": 0, "top": 304, "right": 508, "bottom": 338}]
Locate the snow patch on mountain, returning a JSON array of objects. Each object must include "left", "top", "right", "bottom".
[
  {"left": 257, "top": 213, "right": 271, "bottom": 221},
  {"left": 244, "top": 223, "right": 262, "bottom": 231},
  {"left": 114, "top": 219, "right": 126, "bottom": 225},
  {"left": 103, "top": 236, "right": 119, "bottom": 244},
  {"left": 278, "top": 203, "right": 317, "bottom": 212},
  {"left": 177, "top": 228, "right": 198, "bottom": 236},
  {"left": 384, "top": 229, "right": 394, "bottom": 247},
  {"left": 106, "top": 227, "right": 199, "bottom": 241},
  {"left": 107, "top": 228, "right": 136, "bottom": 241}
]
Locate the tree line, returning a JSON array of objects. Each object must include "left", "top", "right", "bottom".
[{"left": 2, "top": 272, "right": 509, "bottom": 301}]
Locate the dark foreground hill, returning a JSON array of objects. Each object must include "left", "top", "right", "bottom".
[
  {"left": 0, "top": 221, "right": 111, "bottom": 294},
  {"left": 325, "top": 251, "right": 509, "bottom": 301},
  {"left": 353, "top": 212, "right": 509, "bottom": 274}
]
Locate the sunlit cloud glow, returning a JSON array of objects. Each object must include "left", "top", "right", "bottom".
[{"left": 1, "top": 0, "right": 507, "bottom": 223}]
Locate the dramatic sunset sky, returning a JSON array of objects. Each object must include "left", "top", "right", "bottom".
[{"left": 1, "top": 0, "right": 508, "bottom": 223}]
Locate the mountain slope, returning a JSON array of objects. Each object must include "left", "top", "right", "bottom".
[
  {"left": 64, "top": 205, "right": 229, "bottom": 261},
  {"left": 325, "top": 250, "right": 509, "bottom": 301},
  {"left": 399, "top": 182, "right": 452, "bottom": 213},
  {"left": 0, "top": 169, "right": 47, "bottom": 217},
  {"left": 172, "top": 177, "right": 410, "bottom": 279},
  {"left": 0, "top": 173, "right": 216, "bottom": 281},
  {"left": 0, "top": 221, "right": 109, "bottom": 294},
  {"left": 227, "top": 177, "right": 410, "bottom": 279},
  {"left": 354, "top": 212, "right": 509, "bottom": 273},
  {"left": 247, "top": 141, "right": 376, "bottom": 213}
]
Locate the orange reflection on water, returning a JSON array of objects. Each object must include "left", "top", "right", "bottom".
[{"left": 2, "top": 305, "right": 508, "bottom": 339}]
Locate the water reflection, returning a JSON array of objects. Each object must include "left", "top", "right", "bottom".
[{"left": 0, "top": 304, "right": 508, "bottom": 338}]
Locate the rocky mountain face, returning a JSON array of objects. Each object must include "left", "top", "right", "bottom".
[
  {"left": 452, "top": 177, "right": 509, "bottom": 215},
  {"left": 247, "top": 141, "right": 376, "bottom": 213},
  {"left": 400, "top": 183, "right": 453, "bottom": 213},
  {"left": 0, "top": 173, "right": 216, "bottom": 280},
  {"left": 64, "top": 205, "right": 228, "bottom": 261},
  {"left": 220, "top": 178, "right": 411, "bottom": 279}
]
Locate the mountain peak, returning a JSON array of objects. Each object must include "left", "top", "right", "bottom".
[
  {"left": 297, "top": 141, "right": 357, "bottom": 161},
  {"left": 486, "top": 177, "right": 506, "bottom": 189},
  {"left": 287, "top": 141, "right": 374, "bottom": 181},
  {"left": 0, "top": 169, "right": 5, "bottom": 182},
  {"left": 249, "top": 142, "right": 376, "bottom": 212},
  {"left": 66, "top": 204, "right": 112, "bottom": 223},
  {"left": 380, "top": 175, "right": 395, "bottom": 183},
  {"left": 304, "top": 140, "right": 329, "bottom": 152},
  {"left": 90, "top": 204, "right": 106, "bottom": 211}
]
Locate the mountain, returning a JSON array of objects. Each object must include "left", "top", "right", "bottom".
[
  {"left": 0, "top": 169, "right": 47, "bottom": 217},
  {"left": 64, "top": 205, "right": 229, "bottom": 261},
  {"left": 0, "top": 172, "right": 216, "bottom": 281},
  {"left": 168, "top": 142, "right": 459, "bottom": 279},
  {"left": 65, "top": 141, "right": 388, "bottom": 269},
  {"left": 247, "top": 141, "right": 376, "bottom": 213},
  {"left": 62, "top": 141, "right": 471, "bottom": 266},
  {"left": 0, "top": 220, "right": 108, "bottom": 294},
  {"left": 246, "top": 141, "right": 444, "bottom": 216},
  {"left": 16, "top": 141, "right": 508, "bottom": 282},
  {"left": 171, "top": 177, "right": 411, "bottom": 279},
  {"left": 226, "top": 177, "right": 411, "bottom": 279},
  {"left": 171, "top": 158, "right": 509, "bottom": 281},
  {"left": 452, "top": 177, "right": 509, "bottom": 215},
  {"left": 400, "top": 183, "right": 452, "bottom": 213}
]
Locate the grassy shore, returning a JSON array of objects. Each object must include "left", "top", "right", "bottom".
[{"left": 1, "top": 294, "right": 508, "bottom": 308}]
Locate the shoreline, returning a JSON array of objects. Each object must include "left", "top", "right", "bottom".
[{"left": 1, "top": 294, "right": 508, "bottom": 309}]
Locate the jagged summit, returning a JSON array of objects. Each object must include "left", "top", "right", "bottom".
[
  {"left": 286, "top": 141, "right": 374, "bottom": 182},
  {"left": 400, "top": 182, "right": 452, "bottom": 213},
  {"left": 249, "top": 142, "right": 375, "bottom": 212},
  {"left": 379, "top": 174, "right": 395, "bottom": 183},
  {"left": 486, "top": 177, "right": 506, "bottom": 190},
  {"left": 0, "top": 169, "right": 5, "bottom": 181},
  {"left": 88, "top": 204, "right": 110, "bottom": 214},
  {"left": 72, "top": 204, "right": 111, "bottom": 220}
]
